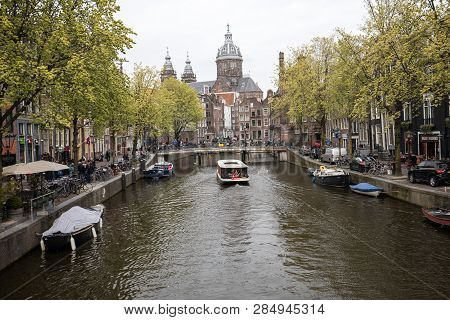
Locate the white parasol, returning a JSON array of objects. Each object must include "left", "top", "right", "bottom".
[{"left": 2, "top": 160, "right": 69, "bottom": 176}]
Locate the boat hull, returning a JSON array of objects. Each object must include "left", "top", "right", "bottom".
[
  {"left": 422, "top": 208, "right": 450, "bottom": 227},
  {"left": 43, "top": 220, "right": 101, "bottom": 251},
  {"left": 350, "top": 188, "right": 382, "bottom": 197},
  {"left": 216, "top": 170, "right": 249, "bottom": 184},
  {"left": 314, "top": 174, "right": 350, "bottom": 187}
]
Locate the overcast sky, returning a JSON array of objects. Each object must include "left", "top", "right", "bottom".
[{"left": 116, "top": 0, "right": 367, "bottom": 94}]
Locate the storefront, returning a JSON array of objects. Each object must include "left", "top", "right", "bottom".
[{"left": 418, "top": 131, "right": 442, "bottom": 160}]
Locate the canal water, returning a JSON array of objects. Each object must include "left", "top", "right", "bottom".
[{"left": 1, "top": 161, "right": 449, "bottom": 299}]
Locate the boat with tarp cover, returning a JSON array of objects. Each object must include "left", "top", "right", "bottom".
[
  {"left": 350, "top": 183, "right": 383, "bottom": 197},
  {"left": 39, "top": 205, "right": 105, "bottom": 251},
  {"left": 216, "top": 160, "right": 249, "bottom": 184}
]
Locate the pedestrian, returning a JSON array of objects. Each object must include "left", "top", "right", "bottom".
[{"left": 105, "top": 150, "right": 110, "bottom": 162}]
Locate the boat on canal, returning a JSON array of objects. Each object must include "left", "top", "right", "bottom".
[
  {"left": 216, "top": 159, "right": 249, "bottom": 184},
  {"left": 422, "top": 208, "right": 450, "bottom": 227},
  {"left": 350, "top": 183, "right": 383, "bottom": 197},
  {"left": 143, "top": 162, "right": 174, "bottom": 179},
  {"left": 312, "top": 166, "right": 350, "bottom": 188},
  {"left": 39, "top": 205, "right": 105, "bottom": 251}
]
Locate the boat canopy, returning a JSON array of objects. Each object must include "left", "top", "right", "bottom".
[
  {"left": 217, "top": 160, "right": 248, "bottom": 169},
  {"left": 43, "top": 206, "right": 102, "bottom": 236},
  {"left": 350, "top": 183, "right": 383, "bottom": 191}
]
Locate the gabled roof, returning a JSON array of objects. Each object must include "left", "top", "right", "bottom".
[
  {"left": 236, "top": 77, "right": 262, "bottom": 93},
  {"left": 188, "top": 80, "right": 216, "bottom": 94}
]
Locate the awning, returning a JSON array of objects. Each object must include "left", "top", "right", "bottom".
[{"left": 2, "top": 160, "right": 69, "bottom": 176}]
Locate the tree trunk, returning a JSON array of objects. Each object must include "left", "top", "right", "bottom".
[
  {"left": 131, "top": 127, "right": 139, "bottom": 163},
  {"left": 319, "top": 117, "right": 326, "bottom": 147},
  {"left": 394, "top": 114, "right": 402, "bottom": 176},
  {"left": 111, "top": 130, "right": 116, "bottom": 164},
  {"left": 348, "top": 118, "right": 353, "bottom": 158},
  {"left": 72, "top": 116, "right": 79, "bottom": 176},
  {"left": 0, "top": 130, "right": 3, "bottom": 175}
]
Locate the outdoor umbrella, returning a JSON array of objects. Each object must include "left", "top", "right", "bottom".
[{"left": 2, "top": 160, "right": 69, "bottom": 176}]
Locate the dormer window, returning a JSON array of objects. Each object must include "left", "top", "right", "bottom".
[{"left": 203, "top": 86, "right": 210, "bottom": 94}]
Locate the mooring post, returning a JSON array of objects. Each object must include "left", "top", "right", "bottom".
[
  {"left": 121, "top": 172, "right": 126, "bottom": 190},
  {"left": 132, "top": 168, "right": 136, "bottom": 184}
]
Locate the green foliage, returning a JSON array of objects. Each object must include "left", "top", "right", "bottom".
[
  {"left": 6, "top": 195, "right": 22, "bottom": 210},
  {"left": 160, "top": 78, "right": 203, "bottom": 142},
  {"left": 420, "top": 124, "right": 435, "bottom": 133}
]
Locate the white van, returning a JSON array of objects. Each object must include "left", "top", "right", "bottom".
[{"left": 320, "top": 148, "right": 347, "bottom": 163}]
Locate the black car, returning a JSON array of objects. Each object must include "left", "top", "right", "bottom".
[
  {"left": 349, "top": 156, "right": 375, "bottom": 172},
  {"left": 408, "top": 160, "right": 450, "bottom": 187}
]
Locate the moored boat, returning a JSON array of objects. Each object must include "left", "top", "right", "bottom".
[
  {"left": 143, "top": 167, "right": 164, "bottom": 179},
  {"left": 216, "top": 160, "right": 249, "bottom": 184},
  {"left": 350, "top": 183, "right": 383, "bottom": 197},
  {"left": 153, "top": 162, "right": 174, "bottom": 177},
  {"left": 312, "top": 166, "right": 350, "bottom": 187},
  {"left": 40, "top": 205, "right": 105, "bottom": 251},
  {"left": 422, "top": 208, "right": 450, "bottom": 227}
]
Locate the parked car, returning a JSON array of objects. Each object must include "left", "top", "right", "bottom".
[
  {"left": 408, "top": 160, "right": 450, "bottom": 187},
  {"left": 299, "top": 145, "right": 311, "bottom": 156},
  {"left": 349, "top": 156, "right": 375, "bottom": 172},
  {"left": 320, "top": 148, "right": 348, "bottom": 164}
]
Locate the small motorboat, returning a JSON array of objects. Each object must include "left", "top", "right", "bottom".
[
  {"left": 350, "top": 183, "right": 383, "bottom": 197},
  {"left": 143, "top": 167, "right": 164, "bottom": 179},
  {"left": 422, "top": 208, "right": 450, "bottom": 227},
  {"left": 153, "top": 162, "right": 174, "bottom": 177},
  {"left": 313, "top": 166, "right": 350, "bottom": 187},
  {"left": 216, "top": 159, "right": 249, "bottom": 184},
  {"left": 40, "top": 205, "right": 105, "bottom": 251}
]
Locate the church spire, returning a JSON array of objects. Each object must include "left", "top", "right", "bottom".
[
  {"left": 161, "top": 47, "right": 177, "bottom": 82},
  {"left": 181, "top": 51, "right": 196, "bottom": 83}
]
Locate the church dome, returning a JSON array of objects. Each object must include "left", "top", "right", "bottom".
[{"left": 216, "top": 24, "right": 242, "bottom": 61}]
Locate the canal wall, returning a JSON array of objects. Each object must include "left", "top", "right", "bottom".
[
  {"left": 286, "top": 149, "right": 450, "bottom": 208},
  {"left": 0, "top": 156, "right": 157, "bottom": 272}
]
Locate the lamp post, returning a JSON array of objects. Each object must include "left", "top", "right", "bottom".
[{"left": 3, "top": 132, "right": 17, "bottom": 166}]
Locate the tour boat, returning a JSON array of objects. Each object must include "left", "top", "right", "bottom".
[
  {"left": 350, "top": 183, "right": 383, "bottom": 197},
  {"left": 216, "top": 159, "right": 249, "bottom": 184},
  {"left": 143, "top": 167, "right": 164, "bottom": 179},
  {"left": 39, "top": 205, "right": 105, "bottom": 251},
  {"left": 312, "top": 166, "right": 350, "bottom": 188},
  {"left": 422, "top": 208, "right": 450, "bottom": 227}
]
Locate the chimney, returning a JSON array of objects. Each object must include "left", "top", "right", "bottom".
[{"left": 278, "top": 51, "right": 285, "bottom": 94}]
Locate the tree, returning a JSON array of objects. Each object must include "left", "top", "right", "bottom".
[
  {"left": 160, "top": 78, "right": 203, "bottom": 146},
  {"left": 26, "top": 0, "right": 133, "bottom": 175},
  {"left": 330, "top": 31, "right": 370, "bottom": 157},
  {"left": 129, "top": 64, "right": 172, "bottom": 162},
  {"left": 276, "top": 37, "right": 335, "bottom": 146}
]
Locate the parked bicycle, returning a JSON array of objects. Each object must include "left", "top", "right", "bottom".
[{"left": 366, "top": 160, "right": 392, "bottom": 175}]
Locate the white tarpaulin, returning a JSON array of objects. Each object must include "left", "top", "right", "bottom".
[
  {"left": 43, "top": 206, "right": 102, "bottom": 236},
  {"left": 3, "top": 160, "right": 69, "bottom": 176}
]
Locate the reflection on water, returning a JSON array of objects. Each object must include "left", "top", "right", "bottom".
[{"left": 1, "top": 161, "right": 449, "bottom": 299}]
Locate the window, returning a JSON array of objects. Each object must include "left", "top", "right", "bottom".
[
  {"left": 251, "top": 120, "right": 256, "bottom": 127},
  {"left": 257, "top": 120, "right": 262, "bottom": 127},
  {"left": 206, "top": 121, "right": 211, "bottom": 127},
  {"left": 245, "top": 105, "right": 249, "bottom": 112},
  {"left": 351, "top": 121, "right": 359, "bottom": 134},
  {"left": 251, "top": 111, "right": 256, "bottom": 117},
  {"left": 26, "top": 123, "right": 32, "bottom": 135},
  {"left": 264, "top": 118, "right": 269, "bottom": 126},
  {"left": 403, "top": 103, "right": 412, "bottom": 121},
  {"left": 263, "top": 108, "right": 268, "bottom": 116},
  {"left": 206, "top": 111, "right": 211, "bottom": 117},
  {"left": 18, "top": 123, "right": 24, "bottom": 135},
  {"left": 244, "top": 114, "right": 249, "bottom": 121},
  {"left": 423, "top": 96, "right": 434, "bottom": 125},
  {"left": 203, "top": 86, "right": 210, "bottom": 94},
  {"left": 250, "top": 103, "right": 253, "bottom": 108},
  {"left": 245, "top": 123, "right": 250, "bottom": 129},
  {"left": 256, "top": 109, "right": 261, "bottom": 116},
  {"left": 239, "top": 115, "right": 244, "bottom": 121},
  {"left": 264, "top": 129, "right": 269, "bottom": 137}
]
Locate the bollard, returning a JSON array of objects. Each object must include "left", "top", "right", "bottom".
[
  {"left": 132, "top": 168, "right": 136, "bottom": 184},
  {"left": 121, "top": 172, "right": 126, "bottom": 190},
  {"left": 140, "top": 159, "right": 145, "bottom": 173}
]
